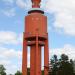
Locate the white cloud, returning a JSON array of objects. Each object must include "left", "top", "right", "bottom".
[
  {"left": 16, "top": 0, "right": 26, "bottom": 9},
  {"left": 0, "top": 47, "right": 22, "bottom": 60},
  {"left": 2, "top": 49, "right": 22, "bottom": 59},
  {"left": 0, "top": 31, "right": 23, "bottom": 74},
  {"left": 0, "top": 60, "right": 11, "bottom": 66},
  {"left": 0, "top": 46, "right": 22, "bottom": 74},
  {"left": 1, "top": 0, "right": 31, "bottom": 16},
  {"left": 2, "top": 8, "right": 16, "bottom": 17},
  {"left": 0, "top": 31, "right": 17, "bottom": 44},
  {"left": 50, "top": 44, "right": 75, "bottom": 60},
  {"left": 43, "top": 0, "right": 75, "bottom": 36},
  {"left": 2, "top": 0, "right": 31, "bottom": 10},
  {"left": 16, "top": 0, "right": 32, "bottom": 9},
  {"left": 0, "top": 31, "right": 22, "bottom": 45}
]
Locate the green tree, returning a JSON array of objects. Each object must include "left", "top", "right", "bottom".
[
  {"left": 50, "top": 54, "right": 74, "bottom": 75},
  {"left": 9, "top": 74, "right": 13, "bottom": 75},
  {"left": 73, "top": 60, "right": 75, "bottom": 74},
  {"left": 27, "top": 68, "right": 30, "bottom": 75},
  {"left": 42, "top": 70, "right": 44, "bottom": 75},
  {"left": 15, "top": 71, "right": 22, "bottom": 75},
  {"left": 50, "top": 55, "right": 59, "bottom": 75},
  {"left": 0, "top": 65, "right": 6, "bottom": 75},
  {"left": 58, "top": 54, "right": 73, "bottom": 75}
]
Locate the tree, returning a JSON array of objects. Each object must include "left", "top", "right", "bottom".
[
  {"left": 73, "top": 60, "right": 75, "bottom": 74},
  {"left": 27, "top": 68, "right": 30, "bottom": 75},
  {"left": 61, "top": 54, "right": 68, "bottom": 62},
  {"left": 9, "top": 74, "right": 13, "bottom": 75},
  {"left": 50, "top": 55, "right": 59, "bottom": 75},
  {"left": 0, "top": 65, "right": 6, "bottom": 75},
  {"left": 58, "top": 54, "right": 73, "bottom": 75},
  {"left": 50, "top": 54, "right": 74, "bottom": 75},
  {"left": 15, "top": 71, "right": 22, "bottom": 75},
  {"left": 42, "top": 70, "right": 44, "bottom": 75}
]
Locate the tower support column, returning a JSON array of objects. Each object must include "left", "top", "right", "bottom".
[
  {"left": 22, "top": 34, "right": 27, "bottom": 75},
  {"left": 44, "top": 36, "right": 49, "bottom": 75},
  {"left": 38, "top": 46, "right": 41, "bottom": 75},
  {"left": 30, "top": 44, "right": 41, "bottom": 75},
  {"left": 30, "top": 45, "right": 36, "bottom": 75},
  {"left": 35, "top": 36, "right": 39, "bottom": 75}
]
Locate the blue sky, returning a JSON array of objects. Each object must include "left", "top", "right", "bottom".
[{"left": 0, "top": 0, "right": 75, "bottom": 74}]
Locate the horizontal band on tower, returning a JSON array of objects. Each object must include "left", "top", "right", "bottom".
[{"left": 28, "top": 9, "right": 44, "bottom": 14}]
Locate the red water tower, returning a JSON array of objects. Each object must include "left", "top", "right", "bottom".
[{"left": 22, "top": 0, "right": 49, "bottom": 75}]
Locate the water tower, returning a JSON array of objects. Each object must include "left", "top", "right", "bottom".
[{"left": 22, "top": 0, "right": 49, "bottom": 75}]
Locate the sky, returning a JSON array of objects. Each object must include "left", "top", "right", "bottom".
[{"left": 0, "top": 0, "right": 75, "bottom": 74}]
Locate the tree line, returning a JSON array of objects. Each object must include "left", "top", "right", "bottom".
[
  {"left": 0, "top": 54, "right": 75, "bottom": 75},
  {"left": 49, "top": 54, "right": 75, "bottom": 75}
]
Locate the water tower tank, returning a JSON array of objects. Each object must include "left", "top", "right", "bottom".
[{"left": 25, "top": 10, "right": 47, "bottom": 36}]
